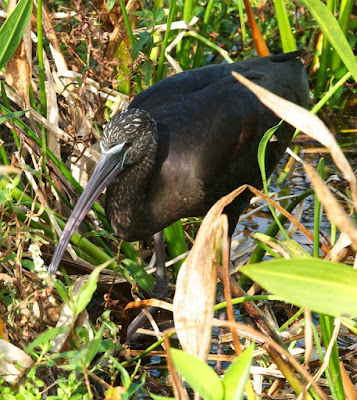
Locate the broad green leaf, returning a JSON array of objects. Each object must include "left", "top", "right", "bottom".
[
  {"left": 241, "top": 259, "right": 357, "bottom": 317},
  {"left": 151, "top": 395, "right": 175, "bottom": 400},
  {"left": 221, "top": 343, "right": 254, "bottom": 400},
  {"left": 170, "top": 348, "right": 224, "bottom": 400},
  {"left": 74, "top": 262, "right": 109, "bottom": 316},
  {"left": 25, "top": 327, "right": 69, "bottom": 351},
  {"left": 0, "top": 0, "right": 32, "bottom": 70},
  {"left": 122, "top": 258, "right": 154, "bottom": 293},
  {"left": 300, "top": 0, "right": 357, "bottom": 82},
  {"left": 164, "top": 220, "right": 188, "bottom": 277}
]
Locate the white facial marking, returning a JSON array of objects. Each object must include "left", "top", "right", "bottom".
[{"left": 100, "top": 141, "right": 126, "bottom": 156}]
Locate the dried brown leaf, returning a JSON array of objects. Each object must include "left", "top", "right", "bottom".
[
  {"left": 173, "top": 185, "right": 246, "bottom": 360},
  {"left": 5, "top": 36, "right": 31, "bottom": 110},
  {"left": 0, "top": 339, "right": 34, "bottom": 384},
  {"left": 325, "top": 231, "right": 351, "bottom": 262},
  {"left": 340, "top": 361, "right": 357, "bottom": 400}
]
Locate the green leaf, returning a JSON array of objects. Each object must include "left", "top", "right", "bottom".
[
  {"left": 300, "top": 0, "right": 357, "bottom": 82},
  {"left": 25, "top": 327, "right": 69, "bottom": 351},
  {"left": 0, "top": 0, "right": 32, "bottom": 70},
  {"left": 106, "top": 0, "right": 116, "bottom": 11},
  {"left": 132, "top": 32, "right": 151, "bottom": 60},
  {"left": 0, "top": 188, "right": 9, "bottom": 206},
  {"left": 272, "top": 0, "right": 297, "bottom": 52},
  {"left": 151, "top": 395, "right": 175, "bottom": 400},
  {"left": 122, "top": 258, "right": 154, "bottom": 293},
  {"left": 84, "top": 323, "right": 105, "bottom": 366},
  {"left": 241, "top": 259, "right": 357, "bottom": 317},
  {"left": 55, "top": 281, "right": 71, "bottom": 307},
  {"left": 164, "top": 220, "right": 188, "bottom": 278},
  {"left": 125, "top": 375, "right": 146, "bottom": 399},
  {"left": 109, "top": 356, "right": 131, "bottom": 389},
  {"left": 63, "top": 348, "right": 88, "bottom": 371},
  {"left": 170, "top": 348, "right": 224, "bottom": 400},
  {"left": 132, "top": 9, "right": 153, "bottom": 19},
  {"left": 74, "top": 261, "right": 110, "bottom": 316},
  {"left": 0, "top": 110, "right": 27, "bottom": 125},
  {"left": 221, "top": 343, "right": 254, "bottom": 400},
  {"left": 154, "top": 8, "right": 165, "bottom": 22},
  {"left": 142, "top": 60, "right": 152, "bottom": 87},
  {"left": 254, "top": 235, "right": 311, "bottom": 258}
]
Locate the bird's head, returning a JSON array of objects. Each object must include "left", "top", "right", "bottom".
[
  {"left": 101, "top": 108, "right": 158, "bottom": 166},
  {"left": 48, "top": 108, "right": 157, "bottom": 275}
]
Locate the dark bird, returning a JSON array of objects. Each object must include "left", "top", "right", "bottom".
[{"left": 49, "top": 52, "right": 308, "bottom": 309}]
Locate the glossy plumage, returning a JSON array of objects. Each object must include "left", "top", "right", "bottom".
[{"left": 49, "top": 51, "right": 308, "bottom": 276}]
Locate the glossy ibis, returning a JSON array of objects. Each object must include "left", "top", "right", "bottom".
[{"left": 49, "top": 52, "right": 308, "bottom": 316}]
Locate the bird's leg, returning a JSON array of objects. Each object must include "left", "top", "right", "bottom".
[
  {"left": 216, "top": 230, "right": 233, "bottom": 372},
  {"left": 216, "top": 289, "right": 227, "bottom": 374},
  {"left": 151, "top": 231, "right": 168, "bottom": 299},
  {"left": 125, "top": 231, "right": 168, "bottom": 340}
]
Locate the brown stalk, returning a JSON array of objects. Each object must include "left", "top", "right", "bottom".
[
  {"left": 242, "top": 0, "right": 270, "bottom": 56},
  {"left": 220, "top": 215, "right": 242, "bottom": 354},
  {"left": 246, "top": 185, "right": 330, "bottom": 254},
  {"left": 215, "top": 320, "right": 327, "bottom": 400},
  {"left": 164, "top": 333, "right": 190, "bottom": 400}
]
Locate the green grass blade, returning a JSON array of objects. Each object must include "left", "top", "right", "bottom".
[
  {"left": 118, "top": 0, "right": 142, "bottom": 92},
  {"left": 301, "top": 0, "right": 357, "bottom": 82},
  {"left": 237, "top": 0, "right": 246, "bottom": 41},
  {"left": 156, "top": 0, "right": 176, "bottom": 82},
  {"left": 193, "top": 0, "right": 215, "bottom": 68},
  {"left": 186, "top": 31, "right": 233, "bottom": 63},
  {"left": 319, "top": 314, "right": 345, "bottom": 399},
  {"left": 313, "top": 158, "right": 324, "bottom": 257},
  {"left": 257, "top": 121, "right": 289, "bottom": 240},
  {"left": 272, "top": 0, "right": 297, "bottom": 52},
  {"left": 179, "top": 0, "right": 195, "bottom": 70},
  {"left": 331, "top": 0, "right": 354, "bottom": 72},
  {"left": 0, "top": 0, "right": 32, "bottom": 70}
]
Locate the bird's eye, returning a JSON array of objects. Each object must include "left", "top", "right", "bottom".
[{"left": 124, "top": 140, "right": 133, "bottom": 149}]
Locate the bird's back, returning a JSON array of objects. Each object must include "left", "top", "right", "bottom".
[{"left": 111, "top": 52, "right": 309, "bottom": 239}]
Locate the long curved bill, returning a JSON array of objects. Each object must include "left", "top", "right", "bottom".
[{"left": 48, "top": 142, "right": 127, "bottom": 275}]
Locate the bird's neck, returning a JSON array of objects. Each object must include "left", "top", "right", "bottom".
[{"left": 105, "top": 148, "right": 157, "bottom": 241}]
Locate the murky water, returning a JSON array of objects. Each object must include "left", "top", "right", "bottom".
[{"left": 232, "top": 125, "right": 357, "bottom": 260}]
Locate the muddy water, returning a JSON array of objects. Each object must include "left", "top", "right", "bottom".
[{"left": 231, "top": 127, "right": 357, "bottom": 262}]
